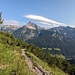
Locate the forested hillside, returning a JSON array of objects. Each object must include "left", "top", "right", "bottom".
[
  {"left": 0, "top": 31, "right": 75, "bottom": 75},
  {"left": 27, "top": 29, "right": 75, "bottom": 58},
  {"left": 12, "top": 22, "right": 75, "bottom": 59}
]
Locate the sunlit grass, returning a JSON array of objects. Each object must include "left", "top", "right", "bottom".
[
  {"left": 26, "top": 51, "right": 68, "bottom": 75},
  {"left": 0, "top": 43, "right": 35, "bottom": 75}
]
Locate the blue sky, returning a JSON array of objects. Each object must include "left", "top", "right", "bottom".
[{"left": 0, "top": 0, "right": 75, "bottom": 28}]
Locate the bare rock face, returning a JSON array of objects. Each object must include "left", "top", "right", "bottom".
[{"left": 14, "top": 21, "right": 44, "bottom": 41}]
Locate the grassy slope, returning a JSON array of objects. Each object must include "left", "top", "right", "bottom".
[
  {"left": 0, "top": 31, "right": 68, "bottom": 75},
  {"left": 26, "top": 51, "right": 68, "bottom": 75},
  {"left": 0, "top": 31, "right": 35, "bottom": 75}
]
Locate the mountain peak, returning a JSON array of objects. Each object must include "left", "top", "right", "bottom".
[
  {"left": 28, "top": 21, "right": 34, "bottom": 24},
  {"left": 25, "top": 21, "right": 36, "bottom": 30},
  {"left": 25, "top": 21, "right": 43, "bottom": 30},
  {"left": 27, "top": 21, "right": 37, "bottom": 26}
]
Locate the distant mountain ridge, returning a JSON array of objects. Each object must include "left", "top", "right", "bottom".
[
  {"left": 1, "top": 21, "right": 75, "bottom": 58},
  {"left": 27, "top": 29, "right": 75, "bottom": 58},
  {"left": 0, "top": 25, "right": 20, "bottom": 33},
  {"left": 50, "top": 26, "right": 75, "bottom": 40},
  {"left": 13, "top": 22, "right": 75, "bottom": 58}
]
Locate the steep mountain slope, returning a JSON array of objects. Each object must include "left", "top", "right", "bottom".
[
  {"left": 50, "top": 26, "right": 75, "bottom": 40},
  {"left": 13, "top": 22, "right": 75, "bottom": 58},
  {"left": 27, "top": 29, "right": 75, "bottom": 58},
  {"left": 14, "top": 21, "right": 44, "bottom": 41},
  {"left": 0, "top": 31, "right": 70, "bottom": 75},
  {"left": 0, "top": 25, "right": 20, "bottom": 33}
]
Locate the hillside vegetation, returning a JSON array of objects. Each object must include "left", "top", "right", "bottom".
[
  {"left": 0, "top": 31, "right": 35, "bottom": 75},
  {"left": 0, "top": 31, "right": 75, "bottom": 75},
  {"left": 26, "top": 51, "right": 67, "bottom": 75}
]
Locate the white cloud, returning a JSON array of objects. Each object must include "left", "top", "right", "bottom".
[
  {"left": 24, "top": 14, "right": 66, "bottom": 28},
  {"left": 25, "top": 15, "right": 62, "bottom": 24},
  {"left": 3, "top": 20, "right": 25, "bottom": 26}
]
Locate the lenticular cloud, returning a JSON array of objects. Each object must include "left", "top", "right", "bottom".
[{"left": 24, "top": 15, "right": 64, "bottom": 25}]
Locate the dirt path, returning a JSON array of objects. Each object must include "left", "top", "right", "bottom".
[{"left": 21, "top": 49, "right": 52, "bottom": 75}]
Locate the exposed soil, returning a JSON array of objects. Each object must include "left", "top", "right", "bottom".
[{"left": 21, "top": 49, "right": 52, "bottom": 75}]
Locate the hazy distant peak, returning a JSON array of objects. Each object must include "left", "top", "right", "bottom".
[
  {"left": 0, "top": 25, "right": 21, "bottom": 33},
  {"left": 25, "top": 21, "right": 36, "bottom": 30},
  {"left": 25, "top": 21, "right": 44, "bottom": 30}
]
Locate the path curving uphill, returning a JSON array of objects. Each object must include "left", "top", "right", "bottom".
[{"left": 21, "top": 49, "right": 52, "bottom": 75}]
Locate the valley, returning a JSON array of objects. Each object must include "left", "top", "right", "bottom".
[
  {"left": 0, "top": 0, "right": 75, "bottom": 75},
  {"left": 1, "top": 22, "right": 75, "bottom": 75},
  {"left": 2, "top": 21, "right": 75, "bottom": 59},
  {"left": 0, "top": 31, "right": 70, "bottom": 75}
]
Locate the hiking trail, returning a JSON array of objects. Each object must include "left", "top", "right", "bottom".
[{"left": 21, "top": 49, "right": 52, "bottom": 75}]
